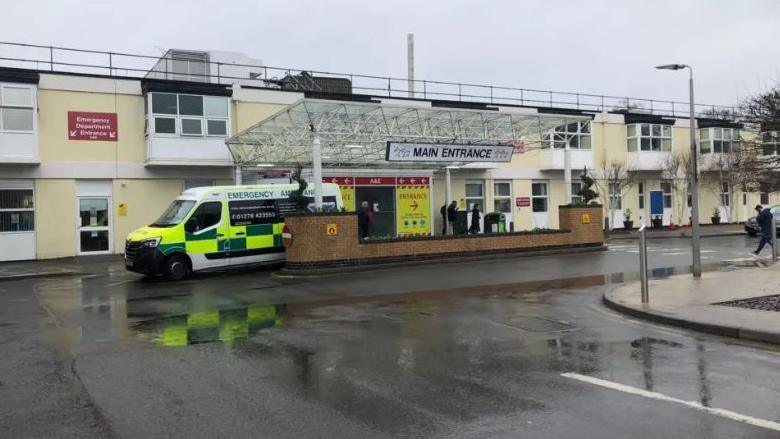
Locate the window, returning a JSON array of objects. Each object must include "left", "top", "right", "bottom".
[
  {"left": 660, "top": 181, "right": 672, "bottom": 208},
  {"left": 760, "top": 182, "right": 770, "bottom": 205},
  {"left": 571, "top": 182, "right": 584, "bottom": 205},
  {"left": 762, "top": 132, "right": 780, "bottom": 156},
  {"left": 700, "top": 127, "right": 739, "bottom": 154},
  {"left": 543, "top": 121, "right": 591, "bottom": 149},
  {"left": 0, "top": 84, "right": 35, "bottom": 132},
  {"left": 608, "top": 183, "right": 622, "bottom": 210},
  {"left": 627, "top": 123, "right": 671, "bottom": 152},
  {"left": 531, "top": 182, "right": 548, "bottom": 212},
  {"left": 187, "top": 201, "right": 222, "bottom": 232},
  {"left": 720, "top": 181, "right": 730, "bottom": 207},
  {"left": 148, "top": 93, "right": 229, "bottom": 137},
  {"left": 465, "top": 180, "right": 484, "bottom": 211},
  {"left": 493, "top": 181, "right": 512, "bottom": 213},
  {"left": 638, "top": 182, "right": 645, "bottom": 210},
  {"left": 0, "top": 189, "right": 34, "bottom": 232}
]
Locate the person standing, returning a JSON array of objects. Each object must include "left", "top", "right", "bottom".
[
  {"left": 446, "top": 201, "right": 458, "bottom": 235},
  {"left": 440, "top": 204, "right": 448, "bottom": 235},
  {"left": 357, "top": 201, "right": 370, "bottom": 239},
  {"left": 469, "top": 203, "right": 481, "bottom": 234},
  {"left": 751, "top": 204, "right": 774, "bottom": 257}
]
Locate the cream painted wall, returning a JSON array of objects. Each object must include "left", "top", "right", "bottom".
[
  {"left": 35, "top": 179, "right": 77, "bottom": 259},
  {"left": 232, "top": 102, "right": 288, "bottom": 133},
  {"left": 112, "top": 179, "right": 184, "bottom": 253},
  {"left": 38, "top": 90, "right": 145, "bottom": 163}
]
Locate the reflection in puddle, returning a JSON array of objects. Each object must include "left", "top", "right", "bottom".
[{"left": 132, "top": 304, "right": 285, "bottom": 346}]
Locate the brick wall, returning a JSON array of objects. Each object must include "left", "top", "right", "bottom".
[{"left": 284, "top": 206, "right": 603, "bottom": 268}]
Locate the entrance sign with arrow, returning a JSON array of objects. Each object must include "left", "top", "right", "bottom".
[{"left": 68, "top": 111, "right": 118, "bottom": 141}]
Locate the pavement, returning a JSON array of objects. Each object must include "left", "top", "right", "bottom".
[
  {"left": 3, "top": 234, "right": 780, "bottom": 438},
  {"left": 607, "top": 223, "right": 744, "bottom": 240},
  {"left": 604, "top": 260, "right": 780, "bottom": 345},
  {"left": 0, "top": 255, "right": 124, "bottom": 281}
]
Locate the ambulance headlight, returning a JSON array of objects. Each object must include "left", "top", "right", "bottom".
[{"left": 141, "top": 237, "right": 162, "bottom": 248}]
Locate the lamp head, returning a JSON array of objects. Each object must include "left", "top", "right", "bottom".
[{"left": 655, "top": 64, "right": 687, "bottom": 70}]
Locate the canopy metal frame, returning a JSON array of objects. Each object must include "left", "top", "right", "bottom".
[{"left": 225, "top": 98, "right": 592, "bottom": 168}]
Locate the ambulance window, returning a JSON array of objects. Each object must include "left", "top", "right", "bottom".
[
  {"left": 187, "top": 202, "right": 222, "bottom": 231},
  {"left": 152, "top": 200, "right": 195, "bottom": 227}
]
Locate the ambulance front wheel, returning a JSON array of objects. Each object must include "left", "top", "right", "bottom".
[{"left": 165, "top": 254, "right": 190, "bottom": 281}]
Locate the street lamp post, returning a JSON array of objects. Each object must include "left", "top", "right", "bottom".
[{"left": 655, "top": 63, "right": 701, "bottom": 278}]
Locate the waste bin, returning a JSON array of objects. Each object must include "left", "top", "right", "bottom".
[{"left": 484, "top": 212, "right": 506, "bottom": 233}]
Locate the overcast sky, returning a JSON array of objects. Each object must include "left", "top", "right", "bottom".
[{"left": 3, "top": 0, "right": 780, "bottom": 106}]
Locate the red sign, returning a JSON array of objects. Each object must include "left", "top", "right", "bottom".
[
  {"left": 354, "top": 177, "right": 397, "bottom": 186},
  {"left": 396, "top": 177, "right": 429, "bottom": 186},
  {"left": 282, "top": 225, "right": 293, "bottom": 247},
  {"left": 68, "top": 111, "right": 118, "bottom": 141},
  {"left": 516, "top": 197, "right": 531, "bottom": 207},
  {"left": 327, "top": 177, "right": 355, "bottom": 186}
]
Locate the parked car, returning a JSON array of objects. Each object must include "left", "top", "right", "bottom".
[{"left": 744, "top": 205, "right": 780, "bottom": 236}]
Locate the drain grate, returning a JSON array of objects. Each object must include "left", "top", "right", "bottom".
[{"left": 499, "top": 315, "right": 576, "bottom": 332}]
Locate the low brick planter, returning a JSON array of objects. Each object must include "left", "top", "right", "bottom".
[{"left": 282, "top": 206, "right": 603, "bottom": 270}]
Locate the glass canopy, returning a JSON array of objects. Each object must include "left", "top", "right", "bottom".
[{"left": 226, "top": 98, "right": 592, "bottom": 168}]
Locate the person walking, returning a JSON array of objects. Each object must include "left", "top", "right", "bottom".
[
  {"left": 751, "top": 204, "right": 774, "bottom": 257},
  {"left": 358, "top": 201, "right": 371, "bottom": 239},
  {"left": 440, "top": 204, "right": 448, "bottom": 235},
  {"left": 446, "top": 201, "right": 458, "bottom": 235},
  {"left": 469, "top": 203, "right": 481, "bottom": 234}
]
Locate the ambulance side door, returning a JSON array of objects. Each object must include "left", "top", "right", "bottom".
[
  {"left": 183, "top": 199, "right": 230, "bottom": 270},
  {"left": 226, "top": 198, "right": 281, "bottom": 265}
]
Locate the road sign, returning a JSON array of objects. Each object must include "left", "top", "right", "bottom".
[
  {"left": 68, "top": 111, "right": 118, "bottom": 141},
  {"left": 282, "top": 225, "right": 293, "bottom": 247},
  {"left": 326, "top": 223, "right": 338, "bottom": 235}
]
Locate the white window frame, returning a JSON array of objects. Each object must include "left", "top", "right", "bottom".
[
  {"left": 531, "top": 182, "right": 548, "bottom": 213},
  {"left": 720, "top": 181, "right": 730, "bottom": 207},
  {"left": 627, "top": 123, "right": 672, "bottom": 152},
  {"left": 638, "top": 181, "right": 645, "bottom": 210},
  {"left": 608, "top": 183, "right": 622, "bottom": 210},
  {"left": 660, "top": 181, "right": 673, "bottom": 208},
  {"left": 761, "top": 131, "right": 780, "bottom": 156},
  {"left": 465, "top": 180, "right": 485, "bottom": 211},
  {"left": 147, "top": 92, "right": 229, "bottom": 138},
  {"left": 700, "top": 127, "right": 739, "bottom": 154},
  {"left": 0, "top": 189, "right": 35, "bottom": 234},
  {"left": 0, "top": 83, "right": 36, "bottom": 134},
  {"left": 571, "top": 181, "right": 584, "bottom": 205},
  {"left": 493, "top": 180, "right": 512, "bottom": 213},
  {"left": 543, "top": 121, "right": 592, "bottom": 150}
]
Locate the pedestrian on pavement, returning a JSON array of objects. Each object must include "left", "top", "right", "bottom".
[
  {"left": 358, "top": 201, "right": 371, "bottom": 239},
  {"left": 440, "top": 204, "right": 447, "bottom": 235},
  {"left": 469, "top": 203, "right": 481, "bottom": 234},
  {"left": 446, "top": 201, "right": 458, "bottom": 235},
  {"left": 751, "top": 204, "right": 774, "bottom": 257}
]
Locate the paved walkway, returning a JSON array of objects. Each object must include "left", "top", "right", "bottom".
[
  {"left": 0, "top": 255, "right": 122, "bottom": 281},
  {"left": 604, "top": 261, "right": 780, "bottom": 345},
  {"left": 608, "top": 223, "right": 744, "bottom": 240}
]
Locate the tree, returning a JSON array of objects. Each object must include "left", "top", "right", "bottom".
[
  {"left": 289, "top": 163, "right": 310, "bottom": 211},
  {"left": 594, "top": 159, "right": 637, "bottom": 230},
  {"left": 699, "top": 145, "right": 760, "bottom": 222},
  {"left": 576, "top": 167, "right": 599, "bottom": 205},
  {"left": 737, "top": 85, "right": 780, "bottom": 190},
  {"left": 660, "top": 151, "right": 691, "bottom": 226}
]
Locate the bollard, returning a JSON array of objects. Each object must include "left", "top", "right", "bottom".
[
  {"left": 639, "top": 225, "right": 649, "bottom": 303},
  {"left": 772, "top": 215, "right": 778, "bottom": 262}
]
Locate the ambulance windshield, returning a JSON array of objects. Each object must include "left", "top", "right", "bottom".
[{"left": 151, "top": 200, "right": 196, "bottom": 227}]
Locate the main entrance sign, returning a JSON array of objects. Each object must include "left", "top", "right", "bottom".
[{"left": 385, "top": 142, "right": 514, "bottom": 163}]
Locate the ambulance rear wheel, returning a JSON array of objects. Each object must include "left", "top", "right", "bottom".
[{"left": 165, "top": 254, "right": 189, "bottom": 281}]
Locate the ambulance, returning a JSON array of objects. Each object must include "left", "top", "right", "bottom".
[{"left": 124, "top": 183, "right": 342, "bottom": 280}]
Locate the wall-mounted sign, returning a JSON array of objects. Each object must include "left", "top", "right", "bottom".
[
  {"left": 516, "top": 197, "right": 531, "bottom": 207},
  {"left": 581, "top": 213, "right": 591, "bottom": 224},
  {"left": 386, "top": 142, "right": 514, "bottom": 163},
  {"left": 325, "top": 223, "right": 338, "bottom": 235},
  {"left": 68, "top": 111, "right": 118, "bottom": 141},
  {"left": 118, "top": 204, "right": 127, "bottom": 217}
]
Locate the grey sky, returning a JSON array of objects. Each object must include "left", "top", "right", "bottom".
[{"left": 4, "top": 0, "right": 780, "bottom": 106}]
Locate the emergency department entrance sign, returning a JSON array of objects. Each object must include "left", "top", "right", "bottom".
[{"left": 385, "top": 142, "right": 514, "bottom": 163}]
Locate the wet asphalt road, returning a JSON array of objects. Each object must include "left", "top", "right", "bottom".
[{"left": 2, "top": 235, "right": 780, "bottom": 438}]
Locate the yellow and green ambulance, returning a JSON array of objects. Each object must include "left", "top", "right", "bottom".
[{"left": 124, "top": 183, "right": 342, "bottom": 280}]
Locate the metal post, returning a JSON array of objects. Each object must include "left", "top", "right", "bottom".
[
  {"left": 445, "top": 167, "right": 452, "bottom": 235},
  {"left": 688, "top": 67, "right": 702, "bottom": 278},
  {"left": 639, "top": 225, "right": 649, "bottom": 303},
  {"left": 564, "top": 143, "right": 572, "bottom": 204},
  {"left": 772, "top": 215, "right": 778, "bottom": 263},
  {"left": 313, "top": 136, "right": 323, "bottom": 210},
  {"left": 49, "top": 46, "right": 54, "bottom": 71},
  {"left": 234, "top": 165, "right": 242, "bottom": 185},
  {"left": 407, "top": 34, "right": 415, "bottom": 98}
]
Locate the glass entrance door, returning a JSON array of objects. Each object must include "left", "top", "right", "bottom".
[{"left": 78, "top": 197, "right": 111, "bottom": 254}]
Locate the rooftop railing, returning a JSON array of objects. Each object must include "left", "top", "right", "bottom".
[{"left": 0, "top": 41, "right": 738, "bottom": 119}]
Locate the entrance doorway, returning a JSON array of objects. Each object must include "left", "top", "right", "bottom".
[
  {"left": 77, "top": 197, "right": 111, "bottom": 254},
  {"left": 355, "top": 185, "right": 395, "bottom": 238}
]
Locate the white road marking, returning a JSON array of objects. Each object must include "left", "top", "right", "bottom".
[{"left": 561, "top": 372, "right": 780, "bottom": 432}]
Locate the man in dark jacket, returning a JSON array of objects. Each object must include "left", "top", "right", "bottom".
[
  {"left": 357, "top": 201, "right": 370, "bottom": 239},
  {"left": 469, "top": 204, "right": 481, "bottom": 234},
  {"left": 751, "top": 205, "right": 774, "bottom": 256},
  {"left": 446, "top": 201, "right": 458, "bottom": 234}
]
